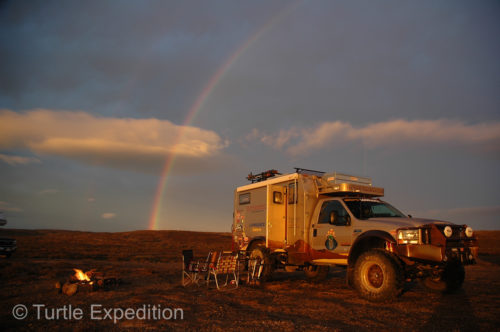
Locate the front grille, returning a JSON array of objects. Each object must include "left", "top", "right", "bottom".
[
  {"left": 437, "top": 225, "right": 477, "bottom": 250},
  {"left": 435, "top": 225, "right": 468, "bottom": 240},
  {"left": 450, "top": 226, "right": 466, "bottom": 240}
]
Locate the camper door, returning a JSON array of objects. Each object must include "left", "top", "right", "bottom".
[{"left": 266, "top": 184, "right": 286, "bottom": 249}]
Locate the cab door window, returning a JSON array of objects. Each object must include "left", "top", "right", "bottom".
[{"left": 318, "top": 201, "right": 350, "bottom": 225}]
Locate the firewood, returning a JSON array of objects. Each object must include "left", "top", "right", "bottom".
[
  {"left": 62, "top": 282, "right": 78, "bottom": 296},
  {"left": 54, "top": 281, "right": 62, "bottom": 293}
]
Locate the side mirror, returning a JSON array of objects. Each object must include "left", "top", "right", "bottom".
[
  {"left": 408, "top": 214, "right": 412, "bottom": 218},
  {"left": 330, "top": 212, "right": 351, "bottom": 226}
]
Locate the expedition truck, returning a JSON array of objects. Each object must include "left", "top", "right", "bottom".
[{"left": 232, "top": 168, "right": 478, "bottom": 302}]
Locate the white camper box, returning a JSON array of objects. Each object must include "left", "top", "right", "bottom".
[{"left": 232, "top": 170, "right": 383, "bottom": 252}]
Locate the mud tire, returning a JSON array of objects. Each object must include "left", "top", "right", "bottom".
[
  {"left": 249, "top": 245, "right": 274, "bottom": 281},
  {"left": 421, "top": 261, "right": 465, "bottom": 294},
  {"left": 353, "top": 249, "right": 404, "bottom": 302},
  {"left": 304, "top": 265, "right": 329, "bottom": 282}
]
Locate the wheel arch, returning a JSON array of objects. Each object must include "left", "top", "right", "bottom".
[
  {"left": 349, "top": 231, "right": 395, "bottom": 265},
  {"left": 246, "top": 237, "right": 266, "bottom": 251},
  {"left": 346, "top": 230, "right": 397, "bottom": 287}
]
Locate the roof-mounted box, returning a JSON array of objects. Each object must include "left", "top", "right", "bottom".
[
  {"left": 316, "top": 172, "right": 384, "bottom": 197},
  {"left": 322, "top": 172, "right": 372, "bottom": 186}
]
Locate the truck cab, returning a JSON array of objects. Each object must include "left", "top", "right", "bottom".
[{"left": 232, "top": 169, "right": 478, "bottom": 302}]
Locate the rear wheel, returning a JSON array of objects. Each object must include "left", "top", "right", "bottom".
[
  {"left": 421, "top": 261, "right": 465, "bottom": 293},
  {"left": 304, "top": 265, "right": 329, "bottom": 282},
  {"left": 353, "top": 249, "right": 403, "bottom": 302},
  {"left": 249, "top": 246, "right": 274, "bottom": 281}
]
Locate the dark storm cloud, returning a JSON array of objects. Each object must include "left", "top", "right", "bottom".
[
  {"left": 0, "top": 0, "right": 289, "bottom": 120},
  {"left": 196, "top": 0, "right": 500, "bottom": 134},
  {"left": 2, "top": 0, "right": 498, "bottom": 127}
]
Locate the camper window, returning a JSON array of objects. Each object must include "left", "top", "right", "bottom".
[
  {"left": 273, "top": 191, "right": 283, "bottom": 204},
  {"left": 239, "top": 193, "right": 251, "bottom": 205}
]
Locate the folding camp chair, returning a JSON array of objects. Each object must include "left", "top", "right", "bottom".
[
  {"left": 207, "top": 251, "right": 239, "bottom": 290},
  {"left": 182, "top": 250, "right": 214, "bottom": 286},
  {"left": 197, "top": 251, "right": 213, "bottom": 283},
  {"left": 182, "top": 250, "right": 198, "bottom": 286}
]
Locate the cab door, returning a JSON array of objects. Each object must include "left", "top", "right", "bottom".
[
  {"left": 311, "top": 199, "right": 352, "bottom": 256},
  {"left": 266, "top": 184, "right": 287, "bottom": 249}
]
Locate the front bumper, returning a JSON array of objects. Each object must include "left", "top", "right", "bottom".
[
  {"left": 445, "top": 246, "right": 478, "bottom": 264},
  {"left": 394, "top": 224, "right": 478, "bottom": 265},
  {"left": 395, "top": 243, "right": 477, "bottom": 264}
]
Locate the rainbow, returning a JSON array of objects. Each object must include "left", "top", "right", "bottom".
[{"left": 148, "top": 1, "right": 301, "bottom": 230}]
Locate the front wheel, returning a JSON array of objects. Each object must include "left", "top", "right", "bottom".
[
  {"left": 420, "top": 261, "right": 465, "bottom": 293},
  {"left": 353, "top": 249, "right": 404, "bottom": 302}
]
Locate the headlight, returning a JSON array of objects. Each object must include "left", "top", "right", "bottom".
[
  {"left": 397, "top": 229, "right": 420, "bottom": 244},
  {"left": 444, "top": 226, "right": 453, "bottom": 237},
  {"left": 465, "top": 226, "right": 473, "bottom": 237}
]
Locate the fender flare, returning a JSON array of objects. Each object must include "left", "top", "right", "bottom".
[
  {"left": 246, "top": 237, "right": 266, "bottom": 251},
  {"left": 348, "top": 230, "right": 396, "bottom": 265},
  {"left": 353, "top": 230, "right": 396, "bottom": 245}
]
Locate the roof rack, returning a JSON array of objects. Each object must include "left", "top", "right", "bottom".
[
  {"left": 246, "top": 169, "right": 281, "bottom": 183},
  {"left": 294, "top": 167, "right": 325, "bottom": 176}
]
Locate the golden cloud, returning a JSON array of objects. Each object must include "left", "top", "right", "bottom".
[
  {"left": 101, "top": 212, "right": 117, "bottom": 220},
  {"left": 250, "top": 119, "right": 500, "bottom": 155},
  {"left": 0, "top": 109, "right": 228, "bottom": 173}
]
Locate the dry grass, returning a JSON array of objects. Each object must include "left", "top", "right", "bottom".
[
  {"left": 1, "top": 229, "right": 499, "bottom": 331},
  {"left": 475, "top": 231, "right": 500, "bottom": 255}
]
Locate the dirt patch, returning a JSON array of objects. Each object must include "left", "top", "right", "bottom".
[{"left": 1, "top": 229, "right": 499, "bottom": 331}]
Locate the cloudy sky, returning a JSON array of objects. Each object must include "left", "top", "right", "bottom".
[{"left": 1, "top": 0, "right": 499, "bottom": 232}]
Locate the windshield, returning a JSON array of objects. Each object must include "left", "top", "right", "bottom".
[{"left": 343, "top": 199, "right": 406, "bottom": 219}]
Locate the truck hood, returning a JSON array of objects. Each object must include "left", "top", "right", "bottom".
[{"left": 358, "top": 217, "right": 454, "bottom": 231}]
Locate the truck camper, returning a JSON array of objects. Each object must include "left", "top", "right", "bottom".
[{"left": 232, "top": 168, "right": 478, "bottom": 301}]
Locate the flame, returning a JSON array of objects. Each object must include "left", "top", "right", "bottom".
[{"left": 73, "top": 268, "right": 91, "bottom": 281}]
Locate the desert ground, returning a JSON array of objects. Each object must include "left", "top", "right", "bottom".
[{"left": 1, "top": 229, "right": 499, "bottom": 331}]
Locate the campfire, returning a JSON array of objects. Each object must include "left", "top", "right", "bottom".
[
  {"left": 73, "top": 268, "right": 91, "bottom": 282},
  {"left": 56, "top": 268, "right": 121, "bottom": 296}
]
